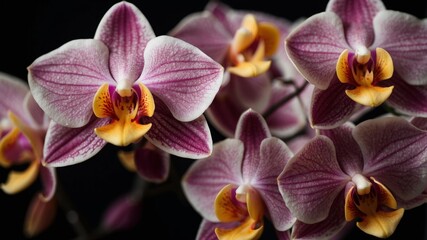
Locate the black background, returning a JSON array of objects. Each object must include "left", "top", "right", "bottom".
[{"left": 0, "top": 0, "right": 426, "bottom": 239}]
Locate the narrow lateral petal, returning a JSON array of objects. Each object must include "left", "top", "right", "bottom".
[
  {"left": 278, "top": 136, "right": 349, "bottom": 224},
  {"left": 28, "top": 39, "right": 114, "bottom": 127},
  {"left": 285, "top": 12, "right": 350, "bottom": 90},
  {"left": 235, "top": 109, "right": 271, "bottom": 182},
  {"left": 372, "top": 11, "right": 427, "bottom": 85},
  {"left": 143, "top": 96, "right": 212, "bottom": 159},
  {"left": 95, "top": 1, "right": 155, "bottom": 85},
  {"left": 24, "top": 194, "right": 57, "bottom": 238},
  {"left": 254, "top": 138, "right": 295, "bottom": 231},
  {"left": 43, "top": 118, "right": 108, "bottom": 167},
  {"left": 140, "top": 35, "right": 223, "bottom": 122},
  {"left": 215, "top": 184, "right": 247, "bottom": 222},
  {"left": 39, "top": 166, "right": 56, "bottom": 201},
  {"left": 327, "top": 0, "right": 384, "bottom": 48},
  {"left": 353, "top": 117, "right": 427, "bottom": 200},
  {"left": 182, "top": 139, "right": 244, "bottom": 221}
]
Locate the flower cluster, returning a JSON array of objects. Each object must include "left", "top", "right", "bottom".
[{"left": 1, "top": 0, "right": 427, "bottom": 239}]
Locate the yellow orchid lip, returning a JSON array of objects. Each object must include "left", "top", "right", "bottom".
[
  {"left": 92, "top": 83, "right": 155, "bottom": 147},
  {"left": 345, "top": 177, "right": 404, "bottom": 238},
  {"left": 227, "top": 14, "right": 280, "bottom": 78},
  {"left": 214, "top": 184, "right": 265, "bottom": 240},
  {"left": 336, "top": 47, "right": 394, "bottom": 107}
]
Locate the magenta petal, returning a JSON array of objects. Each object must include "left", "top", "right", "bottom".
[
  {"left": 327, "top": 0, "right": 384, "bottom": 48},
  {"left": 205, "top": 88, "right": 244, "bottom": 138},
  {"left": 28, "top": 39, "right": 114, "bottom": 128},
  {"left": 143, "top": 97, "right": 212, "bottom": 159},
  {"left": 353, "top": 117, "right": 427, "bottom": 200},
  {"left": 291, "top": 194, "right": 347, "bottom": 239},
  {"left": 386, "top": 75, "right": 427, "bottom": 117},
  {"left": 0, "top": 72, "right": 28, "bottom": 121},
  {"left": 278, "top": 136, "right": 349, "bottom": 224},
  {"left": 235, "top": 109, "right": 271, "bottom": 182},
  {"left": 23, "top": 93, "right": 47, "bottom": 129},
  {"left": 95, "top": 2, "right": 155, "bottom": 86},
  {"left": 254, "top": 138, "right": 295, "bottom": 231},
  {"left": 170, "top": 11, "right": 231, "bottom": 63},
  {"left": 373, "top": 11, "right": 427, "bottom": 85},
  {"left": 319, "top": 123, "right": 363, "bottom": 176},
  {"left": 182, "top": 139, "right": 244, "bottom": 221},
  {"left": 101, "top": 194, "right": 141, "bottom": 232},
  {"left": 285, "top": 12, "right": 349, "bottom": 90},
  {"left": 39, "top": 166, "right": 56, "bottom": 201},
  {"left": 411, "top": 117, "right": 427, "bottom": 130},
  {"left": 140, "top": 35, "right": 223, "bottom": 122},
  {"left": 231, "top": 74, "right": 271, "bottom": 113},
  {"left": 134, "top": 146, "right": 170, "bottom": 183},
  {"left": 43, "top": 118, "right": 108, "bottom": 167},
  {"left": 310, "top": 80, "right": 360, "bottom": 129}
]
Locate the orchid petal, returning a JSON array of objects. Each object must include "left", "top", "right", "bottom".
[
  {"left": 24, "top": 194, "right": 57, "bottom": 238},
  {"left": 231, "top": 74, "right": 271, "bottom": 113},
  {"left": 310, "top": 80, "right": 360, "bottom": 129},
  {"left": 291, "top": 194, "right": 347, "bottom": 239},
  {"left": 2, "top": 160, "right": 39, "bottom": 194},
  {"left": 39, "top": 166, "right": 56, "bottom": 201},
  {"left": 386, "top": 74, "right": 427, "bottom": 117},
  {"left": 140, "top": 35, "right": 223, "bottom": 122},
  {"left": 182, "top": 139, "right": 244, "bottom": 221},
  {"left": 95, "top": 2, "right": 155, "bottom": 86},
  {"left": 235, "top": 109, "right": 270, "bottom": 182},
  {"left": 353, "top": 117, "right": 427, "bottom": 200},
  {"left": 285, "top": 12, "right": 350, "bottom": 90},
  {"left": 411, "top": 117, "right": 427, "bottom": 131},
  {"left": 143, "top": 96, "right": 212, "bottom": 159},
  {"left": 134, "top": 143, "right": 170, "bottom": 183},
  {"left": 28, "top": 39, "right": 114, "bottom": 127},
  {"left": 43, "top": 118, "right": 108, "bottom": 167},
  {"left": 319, "top": 123, "right": 364, "bottom": 176},
  {"left": 254, "top": 137, "right": 295, "bottom": 231},
  {"left": 169, "top": 11, "right": 232, "bottom": 63},
  {"left": 205, "top": 89, "right": 243, "bottom": 138},
  {"left": 326, "top": 0, "right": 384, "bottom": 48},
  {"left": 23, "top": 93, "right": 47, "bottom": 129},
  {"left": 101, "top": 194, "right": 141, "bottom": 232},
  {"left": 0, "top": 72, "right": 28, "bottom": 121},
  {"left": 278, "top": 136, "right": 349, "bottom": 224},
  {"left": 372, "top": 11, "right": 427, "bottom": 85}
]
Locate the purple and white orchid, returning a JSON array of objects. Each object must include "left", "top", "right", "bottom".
[
  {"left": 285, "top": 0, "right": 427, "bottom": 129},
  {"left": 0, "top": 72, "right": 55, "bottom": 201},
  {"left": 182, "top": 109, "right": 295, "bottom": 239},
  {"left": 27, "top": 1, "right": 223, "bottom": 167},
  {"left": 278, "top": 116, "right": 427, "bottom": 239},
  {"left": 171, "top": 1, "right": 307, "bottom": 138}
]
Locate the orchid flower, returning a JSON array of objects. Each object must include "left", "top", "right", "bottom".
[
  {"left": 182, "top": 109, "right": 295, "bottom": 239},
  {"left": 27, "top": 1, "right": 223, "bottom": 167},
  {"left": 170, "top": 1, "right": 286, "bottom": 113},
  {"left": 278, "top": 116, "right": 427, "bottom": 239},
  {"left": 285, "top": 0, "right": 427, "bottom": 128},
  {"left": 0, "top": 72, "right": 55, "bottom": 201}
]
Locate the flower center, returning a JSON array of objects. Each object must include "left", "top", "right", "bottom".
[
  {"left": 214, "top": 184, "right": 264, "bottom": 240},
  {"left": 345, "top": 176, "right": 404, "bottom": 238},
  {"left": 92, "top": 83, "right": 155, "bottom": 147},
  {"left": 336, "top": 47, "right": 394, "bottom": 107},
  {"left": 227, "top": 14, "right": 280, "bottom": 78}
]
